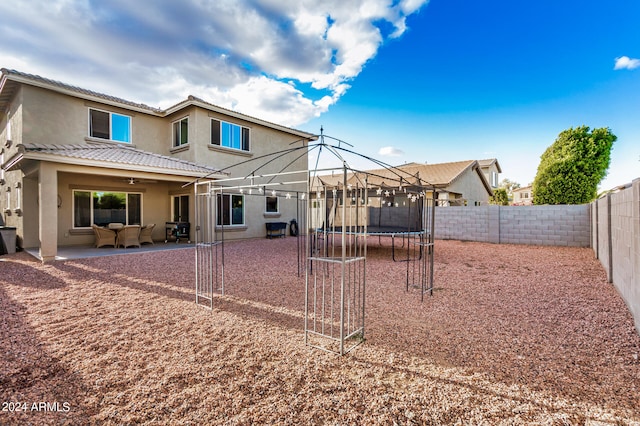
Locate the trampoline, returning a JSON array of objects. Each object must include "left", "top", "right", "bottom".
[{"left": 312, "top": 226, "right": 427, "bottom": 261}]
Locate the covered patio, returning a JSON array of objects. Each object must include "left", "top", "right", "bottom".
[
  {"left": 24, "top": 240, "right": 194, "bottom": 261},
  {"left": 4, "top": 142, "right": 225, "bottom": 261}
]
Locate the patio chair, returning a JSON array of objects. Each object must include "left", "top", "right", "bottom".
[
  {"left": 92, "top": 225, "right": 117, "bottom": 248},
  {"left": 117, "top": 225, "right": 141, "bottom": 248},
  {"left": 139, "top": 223, "right": 155, "bottom": 245}
]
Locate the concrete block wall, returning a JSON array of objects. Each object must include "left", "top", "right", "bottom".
[
  {"left": 434, "top": 205, "right": 490, "bottom": 242},
  {"left": 592, "top": 179, "right": 640, "bottom": 334},
  {"left": 435, "top": 204, "right": 591, "bottom": 247}
]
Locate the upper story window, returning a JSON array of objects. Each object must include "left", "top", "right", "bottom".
[
  {"left": 173, "top": 117, "right": 189, "bottom": 147},
  {"left": 490, "top": 171, "right": 499, "bottom": 188},
  {"left": 211, "top": 119, "right": 250, "bottom": 151},
  {"left": 0, "top": 149, "right": 4, "bottom": 183},
  {"left": 89, "top": 108, "right": 131, "bottom": 143}
]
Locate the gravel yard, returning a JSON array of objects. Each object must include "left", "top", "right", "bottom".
[{"left": 1, "top": 238, "right": 639, "bottom": 425}]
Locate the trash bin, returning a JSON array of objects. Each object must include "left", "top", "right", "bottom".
[{"left": 0, "top": 226, "right": 17, "bottom": 255}]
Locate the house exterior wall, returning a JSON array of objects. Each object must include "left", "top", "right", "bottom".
[
  {"left": 480, "top": 163, "right": 500, "bottom": 189},
  {"left": 446, "top": 169, "right": 491, "bottom": 206},
  {"left": 512, "top": 186, "right": 533, "bottom": 205},
  {"left": 1, "top": 89, "right": 25, "bottom": 248},
  {"left": 22, "top": 85, "right": 88, "bottom": 145},
  {"left": 20, "top": 85, "right": 170, "bottom": 153}
]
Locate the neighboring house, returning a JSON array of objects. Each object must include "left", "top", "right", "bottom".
[
  {"left": 399, "top": 160, "right": 494, "bottom": 206},
  {"left": 315, "top": 160, "right": 494, "bottom": 207},
  {"left": 511, "top": 185, "right": 533, "bottom": 205},
  {"left": 477, "top": 158, "right": 502, "bottom": 190},
  {"left": 0, "top": 69, "right": 314, "bottom": 261}
]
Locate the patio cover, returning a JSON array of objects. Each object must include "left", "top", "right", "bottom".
[{"left": 5, "top": 143, "right": 226, "bottom": 179}]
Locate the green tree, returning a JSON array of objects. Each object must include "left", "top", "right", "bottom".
[
  {"left": 489, "top": 188, "right": 509, "bottom": 205},
  {"left": 532, "top": 126, "right": 616, "bottom": 205},
  {"left": 499, "top": 178, "right": 521, "bottom": 194},
  {"left": 497, "top": 178, "right": 521, "bottom": 203}
]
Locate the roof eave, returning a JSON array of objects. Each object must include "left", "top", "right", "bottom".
[
  {"left": 1, "top": 70, "right": 162, "bottom": 116},
  {"left": 16, "top": 152, "right": 227, "bottom": 179},
  {"left": 165, "top": 97, "right": 317, "bottom": 139}
]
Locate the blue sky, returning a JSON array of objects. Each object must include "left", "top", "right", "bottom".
[{"left": 1, "top": 0, "right": 638, "bottom": 189}]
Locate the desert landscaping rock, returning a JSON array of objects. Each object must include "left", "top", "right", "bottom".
[{"left": 1, "top": 238, "right": 639, "bottom": 424}]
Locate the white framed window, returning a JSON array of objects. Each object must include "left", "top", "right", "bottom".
[
  {"left": 0, "top": 149, "right": 4, "bottom": 183},
  {"left": 89, "top": 108, "right": 131, "bottom": 143},
  {"left": 73, "top": 190, "right": 142, "bottom": 228},
  {"left": 173, "top": 117, "right": 189, "bottom": 147},
  {"left": 211, "top": 119, "right": 250, "bottom": 151},
  {"left": 14, "top": 182, "right": 21, "bottom": 213},
  {"left": 217, "top": 194, "right": 244, "bottom": 226},
  {"left": 491, "top": 171, "right": 499, "bottom": 188},
  {"left": 265, "top": 196, "right": 278, "bottom": 213},
  {"left": 5, "top": 114, "right": 11, "bottom": 141},
  {"left": 4, "top": 187, "right": 10, "bottom": 212}
]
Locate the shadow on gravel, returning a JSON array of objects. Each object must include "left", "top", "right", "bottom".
[{"left": 0, "top": 285, "right": 96, "bottom": 425}]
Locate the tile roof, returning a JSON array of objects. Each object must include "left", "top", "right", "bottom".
[
  {"left": 1, "top": 69, "right": 162, "bottom": 113},
  {"left": 393, "top": 160, "right": 477, "bottom": 186},
  {"left": 313, "top": 160, "right": 482, "bottom": 190},
  {"left": 20, "top": 143, "right": 225, "bottom": 177},
  {"left": 477, "top": 158, "right": 502, "bottom": 172}
]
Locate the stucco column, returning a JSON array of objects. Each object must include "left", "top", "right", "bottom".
[
  {"left": 38, "top": 162, "right": 57, "bottom": 262},
  {"left": 487, "top": 205, "right": 500, "bottom": 244}
]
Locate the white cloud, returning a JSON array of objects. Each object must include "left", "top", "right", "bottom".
[
  {"left": 0, "top": 0, "right": 429, "bottom": 127},
  {"left": 379, "top": 146, "right": 404, "bottom": 157},
  {"left": 614, "top": 56, "right": 640, "bottom": 70}
]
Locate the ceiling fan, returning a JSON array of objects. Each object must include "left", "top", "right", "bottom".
[{"left": 123, "top": 177, "right": 158, "bottom": 185}]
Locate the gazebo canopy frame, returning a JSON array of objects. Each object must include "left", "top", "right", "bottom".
[{"left": 192, "top": 129, "right": 437, "bottom": 355}]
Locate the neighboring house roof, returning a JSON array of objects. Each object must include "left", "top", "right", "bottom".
[
  {"left": 0, "top": 68, "right": 162, "bottom": 114},
  {"left": 0, "top": 68, "right": 316, "bottom": 140},
  {"left": 397, "top": 160, "right": 476, "bottom": 187},
  {"left": 5, "top": 143, "right": 227, "bottom": 179},
  {"left": 477, "top": 158, "right": 502, "bottom": 173},
  {"left": 313, "top": 160, "right": 493, "bottom": 195},
  {"left": 391, "top": 160, "right": 492, "bottom": 194}
]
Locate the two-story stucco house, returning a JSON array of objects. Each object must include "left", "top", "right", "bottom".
[{"left": 0, "top": 69, "right": 314, "bottom": 261}]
